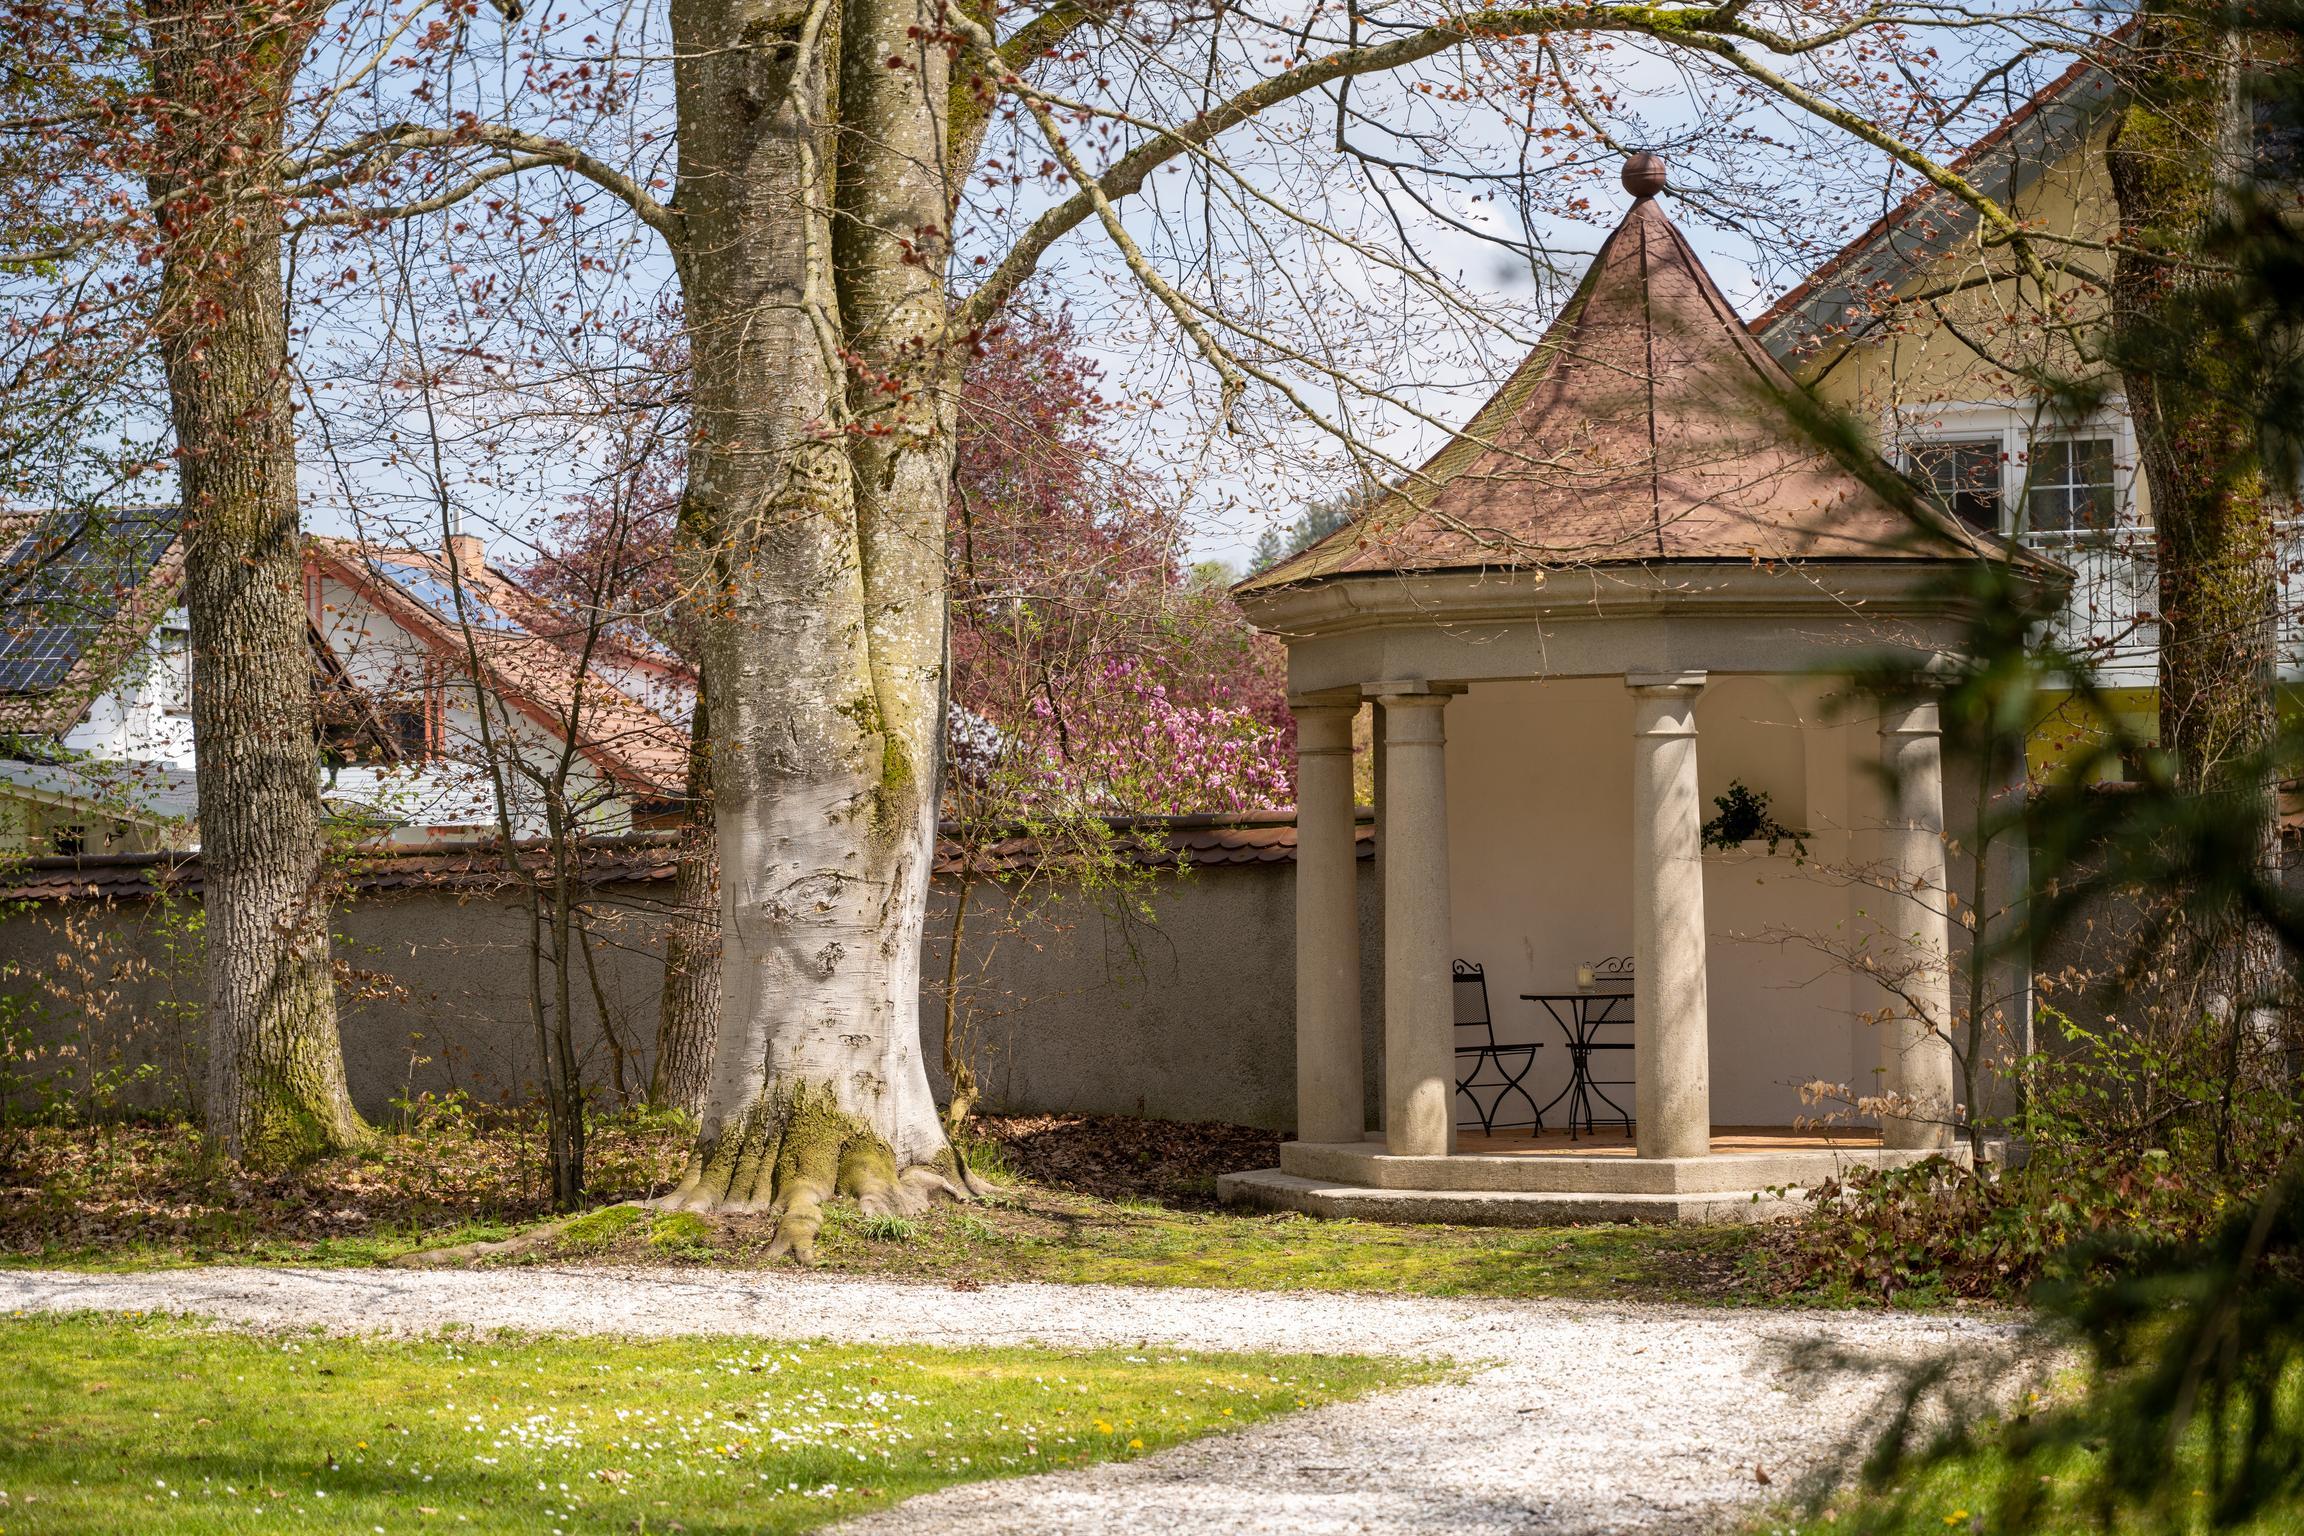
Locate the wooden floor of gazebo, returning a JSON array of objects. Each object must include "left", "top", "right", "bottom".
[{"left": 1453, "top": 1125, "right": 1883, "bottom": 1158}]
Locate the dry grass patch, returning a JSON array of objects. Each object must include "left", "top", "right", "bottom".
[
  {"left": 0, "top": 1103, "right": 690, "bottom": 1268},
  {"left": 5, "top": 1108, "right": 1798, "bottom": 1306}
]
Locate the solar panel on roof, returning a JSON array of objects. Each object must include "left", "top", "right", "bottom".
[
  {"left": 0, "top": 507, "right": 180, "bottom": 696},
  {"left": 386, "top": 567, "right": 527, "bottom": 635}
]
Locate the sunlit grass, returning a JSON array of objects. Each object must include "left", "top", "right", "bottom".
[
  {"left": 1756, "top": 1384, "right": 2304, "bottom": 1536},
  {"left": 776, "top": 1195, "right": 1774, "bottom": 1304},
  {"left": 0, "top": 1312, "right": 1429, "bottom": 1533}
]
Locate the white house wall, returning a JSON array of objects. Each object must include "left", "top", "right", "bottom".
[
  {"left": 313, "top": 571, "right": 437, "bottom": 697},
  {"left": 311, "top": 570, "right": 631, "bottom": 841},
  {"left": 60, "top": 607, "right": 196, "bottom": 771},
  {"left": 1440, "top": 675, "right": 1888, "bottom": 1127},
  {"left": 585, "top": 651, "right": 695, "bottom": 733}
]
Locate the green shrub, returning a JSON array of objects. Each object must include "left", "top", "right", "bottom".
[
  {"left": 1779, "top": 1152, "right": 2214, "bottom": 1302},
  {"left": 1780, "top": 997, "right": 2299, "bottom": 1304}
]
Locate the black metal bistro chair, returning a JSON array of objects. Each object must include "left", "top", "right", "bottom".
[
  {"left": 1453, "top": 960, "right": 1544, "bottom": 1135},
  {"left": 1534, "top": 955, "right": 1635, "bottom": 1140}
]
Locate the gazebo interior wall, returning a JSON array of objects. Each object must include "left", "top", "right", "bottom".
[{"left": 1437, "top": 674, "right": 1946, "bottom": 1128}]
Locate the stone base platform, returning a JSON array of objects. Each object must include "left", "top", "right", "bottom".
[{"left": 1217, "top": 1130, "right": 1954, "bottom": 1226}]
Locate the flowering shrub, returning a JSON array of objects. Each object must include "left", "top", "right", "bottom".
[{"left": 1023, "top": 659, "right": 1290, "bottom": 816}]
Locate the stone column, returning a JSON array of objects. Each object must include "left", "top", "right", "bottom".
[
  {"left": 1370, "top": 700, "right": 1387, "bottom": 1135},
  {"left": 1291, "top": 698, "right": 1364, "bottom": 1146},
  {"left": 1369, "top": 685, "right": 1455, "bottom": 1157},
  {"left": 1984, "top": 734, "right": 2034, "bottom": 1079},
  {"left": 1878, "top": 692, "right": 1955, "bottom": 1151},
  {"left": 1627, "top": 672, "right": 1711, "bottom": 1160}
]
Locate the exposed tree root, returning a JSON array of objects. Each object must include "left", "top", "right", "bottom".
[
  {"left": 390, "top": 1211, "right": 592, "bottom": 1268},
  {"left": 655, "top": 1080, "right": 987, "bottom": 1263},
  {"left": 393, "top": 1083, "right": 1002, "bottom": 1269}
]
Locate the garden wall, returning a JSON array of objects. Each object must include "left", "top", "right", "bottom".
[
  {"left": 0, "top": 830, "right": 1385, "bottom": 1132},
  {"left": 0, "top": 808, "right": 2210, "bottom": 1136}
]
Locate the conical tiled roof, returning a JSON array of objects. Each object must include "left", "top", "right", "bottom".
[{"left": 1241, "top": 184, "right": 2028, "bottom": 593}]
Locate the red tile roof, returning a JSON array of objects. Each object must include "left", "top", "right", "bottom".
[
  {"left": 308, "top": 539, "right": 690, "bottom": 797},
  {"left": 0, "top": 514, "right": 692, "bottom": 798},
  {"left": 1240, "top": 191, "right": 2022, "bottom": 593}
]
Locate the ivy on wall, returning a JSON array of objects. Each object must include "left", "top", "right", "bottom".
[{"left": 1699, "top": 779, "right": 1807, "bottom": 861}]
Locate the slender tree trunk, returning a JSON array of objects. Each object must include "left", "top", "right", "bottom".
[
  {"left": 579, "top": 920, "right": 640, "bottom": 1107},
  {"left": 146, "top": 0, "right": 366, "bottom": 1164},
  {"left": 939, "top": 871, "right": 981, "bottom": 1137},
  {"left": 652, "top": 692, "right": 721, "bottom": 1115},
  {"left": 660, "top": 0, "right": 972, "bottom": 1252},
  {"left": 549, "top": 833, "right": 585, "bottom": 1207},
  {"left": 2110, "top": 19, "right": 2276, "bottom": 795},
  {"left": 2108, "top": 13, "right": 2287, "bottom": 1119}
]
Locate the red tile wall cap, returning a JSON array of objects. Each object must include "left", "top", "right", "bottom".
[{"left": 0, "top": 811, "right": 1371, "bottom": 904}]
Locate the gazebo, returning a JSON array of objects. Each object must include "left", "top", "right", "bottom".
[{"left": 1219, "top": 155, "right": 2064, "bottom": 1223}]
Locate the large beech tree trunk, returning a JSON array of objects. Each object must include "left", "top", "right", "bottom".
[
  {"left": 146, "top": 0, "right": 367, "bottom": 1163},
  {"left": 660, "top": 0, "right": 970, "bottom": 1250}
]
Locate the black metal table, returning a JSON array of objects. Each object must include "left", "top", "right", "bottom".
[{"left": 1520, "top": 990, "right": 1635, "bottom": 1140}]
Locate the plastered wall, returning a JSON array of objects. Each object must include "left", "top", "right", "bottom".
[{"left": 1439, "top": 675, "right": 1901, "bottom": 1126}]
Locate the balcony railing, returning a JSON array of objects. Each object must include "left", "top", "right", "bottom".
[{"left": 2017, "top": 522, "right": 2304, "bottom": 687}]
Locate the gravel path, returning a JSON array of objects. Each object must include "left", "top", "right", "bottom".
[{"left": 2, "top": 1266, "right": 2025, "bottom": 1534}]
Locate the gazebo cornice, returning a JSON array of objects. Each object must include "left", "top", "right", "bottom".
[{"left": 1239, "top": 556, "right": 2067, "bottom": 647}]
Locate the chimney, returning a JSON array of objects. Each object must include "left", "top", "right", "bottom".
[{"left": 446, "top": 532, "right": 485, "bottom": 573}]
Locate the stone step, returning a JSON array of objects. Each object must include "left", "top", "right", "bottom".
[
  {"left": 1218, "top": 1168, "right": 1806, "bottom": 1225},
  {"left": 1279, "top": 1138, "right": 1942, "bottom": 1195}
]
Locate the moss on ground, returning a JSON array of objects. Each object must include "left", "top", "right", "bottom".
[
  {"left": 558, "top": 1203, "right": 653, "bottom": 1253},
  {"left": 646, "top": 1209, "right": 715, "bottom": 1260},
  {"left": 499, "top": 1187, "right": 1787, "bottom": 1305}
]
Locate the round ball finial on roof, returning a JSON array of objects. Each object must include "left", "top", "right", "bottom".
[{"left": 1621, "top": 151, "right": 1668, "bottom": 199}]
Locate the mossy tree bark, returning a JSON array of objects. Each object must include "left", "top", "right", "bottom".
[
  {"left": 2108, "top": 16, "right": 2278, "bottom": 796},
  {"left": 2107, "top": 13, "right": 2291, "bottom": 1131},
  {"left": 658, "top": 0, "right": 975, "bottom": 1252},
  {"left": 146, "top": 0, "right": 368, "bottom": 1165}
]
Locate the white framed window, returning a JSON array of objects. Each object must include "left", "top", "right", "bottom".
[
  {"left": 2025, "top": 434, "right": 2121, "bottom": 533},
  {"left": 1892, "top": 403, "right": 2141, "bottom": 542},
  {"left": 156, "top": 618, "right": 192, "bottom": 716},
  {"left": 1907, "top": 436, "right": 2004, "bottom": 530}
]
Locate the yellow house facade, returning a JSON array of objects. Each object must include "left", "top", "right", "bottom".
[{"left": 1754, "top": 59, "right": 2238, "bottom": 781}]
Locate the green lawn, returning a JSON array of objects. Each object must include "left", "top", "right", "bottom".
[
  {"left": 0, "top": 1312, "right": 1428, "bottom": 1533},
  {"left": 5, "top": 1196, "right": 1784, "bottom": 1305}
]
